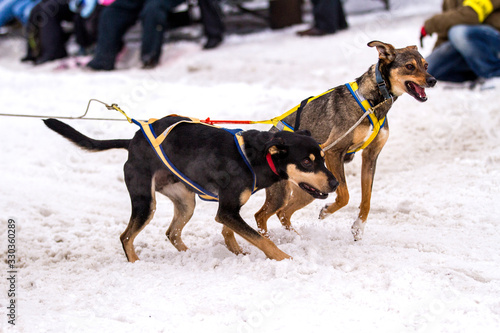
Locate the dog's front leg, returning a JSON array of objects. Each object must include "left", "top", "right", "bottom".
[
  {"left": 353, "top": 128, "right": 389, "bottom": 240},
  {"left": 216, "top": 200, "right": 291, "bottom": 261}
]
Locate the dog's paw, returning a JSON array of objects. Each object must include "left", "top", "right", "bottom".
[
  {"left": 318, "top": 205, "right": 331, "bottom": 220},
  {"left": 351, "top": 218, "right": 365, "bottom": 241},
  {"left": 290, "top": 227, "right": 301, "bottom": 237},
  {"left": 273, "top": 252, "right": 293, "bottom": 261}
]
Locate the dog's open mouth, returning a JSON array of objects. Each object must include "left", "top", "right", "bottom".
[
  {"left": 406, "top": 81, "right": 427, "bottom": 102},
  {"left": 299, "top": 182, "right": 329, "bottom": 199}
]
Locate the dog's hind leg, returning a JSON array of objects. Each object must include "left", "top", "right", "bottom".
[
  {"left": 120, "top": 162, "right": 157, "bottom": 262},
  {"left": 121, "top": 206, "right": 155, "bottom": 262},
  {"left": 254, "top": 181, "right": 291, "bottom": 236},
  {"left": 162, "top": 183, "right": 196, "bottom": 252}
]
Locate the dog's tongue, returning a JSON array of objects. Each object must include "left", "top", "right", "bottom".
[{"left": 412, "top": 82, "right": 426, "bottom": 98}]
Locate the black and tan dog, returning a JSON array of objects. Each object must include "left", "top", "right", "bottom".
[
  {"left": 255, "top": 41, "right": 436, "bottom": 241},
  {"left": 44, "top": 116, "right": 338, "bottom": 261}
]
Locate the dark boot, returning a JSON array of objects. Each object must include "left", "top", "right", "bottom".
[{"left": 199, "top": 0, "right": 224, "bottom": 49}]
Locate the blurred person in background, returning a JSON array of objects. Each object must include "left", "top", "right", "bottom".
[
  {"left": 297, "top": 0, "right": 348, "bottom": 36},
  {"left": 86, "top": 0, "right": 224, "bottom": 71},
  {"left": 421, "top": 0, "right": 500, "bottom": 88},
  {"left": 22, "top": 0, "right": 106, "bottom": 65}
]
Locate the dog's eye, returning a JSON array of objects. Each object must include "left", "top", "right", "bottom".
[
  {"left": 406, "top": 64, "right": 415, "bottom": 71},
  {"left": 301, "top": 158, "right": 313, "bottom": 169}
]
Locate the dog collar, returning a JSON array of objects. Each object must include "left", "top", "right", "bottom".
[
  {"left": 375, "top": 61, "right": 393, "bottom": 100},
  {"left": 266, "top": 153, "right": 279, "bottom": 175}
]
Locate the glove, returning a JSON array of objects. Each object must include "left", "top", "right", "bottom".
[{"left": 420, "top": 26, "right": 428, "bottom": 48}]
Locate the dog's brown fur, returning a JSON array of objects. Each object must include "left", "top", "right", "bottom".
[{"left": 255, "top": 41, "right": 436, "bottom": 240}]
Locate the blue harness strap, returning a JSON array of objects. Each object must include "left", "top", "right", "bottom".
[
  {"left": 275, "top": 120, "right": 295, "bottom": 132},
  {"left": 224, "top": 128, "right": 258, "bottom": 194},
  {"left": 132, "top": 118, "right": 258, "bottom": 202}
]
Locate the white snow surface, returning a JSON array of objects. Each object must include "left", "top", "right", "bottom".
[{"left": 1, "top": 1, "right": 500, "bottom": 332}]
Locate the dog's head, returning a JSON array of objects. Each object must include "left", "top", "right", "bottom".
[
  {"left": 368, "top": 40, "right": 436, "bottom": 102},
  {"left": 265, "top": 130, "right": 338, "bottom": 199}
]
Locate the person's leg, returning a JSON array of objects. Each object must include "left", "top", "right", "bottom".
[
  {"left": 139, "top": 0, "right": 182, "bottom": 67},
  {"left": 298, "top": 0, "right": 347, "bottom": 36},
  {"left": 74, "top": 5, "right": 103, "bottom": 51},
  {"left": 426, "top": 40, "right": 477, "bottom": 82},
  {"left": 22, "top": 3, "right": 40, "bottom": 62},
  {"left": 312, "top": 0, "right": 347, "bottom": 33},
  {"left": 448, "top": 24, "right": 500, "bottom": 79},
  {"left": 31, "top": 0, "right": 74, "bottom": 64},
  {"left": 87, "top": 0, "right": 142, "bottom": 70},
  {"left": 198, "top": 0, "right": 224, "bottom": 49}
]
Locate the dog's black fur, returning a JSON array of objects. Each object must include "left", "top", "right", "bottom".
[{"left": 44, "top": 116, "right": 338, "bottom": 261}]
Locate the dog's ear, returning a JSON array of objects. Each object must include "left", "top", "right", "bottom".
[
  {"left": 407, "top": 45, "right": 418, "bottom": 51},
  {"left": 295, "top": 129, "right": 312, "bottom": 137},
  {"left": 368, "top": 40, "right": 396, "bottom": 62},
  {"left": 265, "top": 136, "right": 288, "bottom": 156}
]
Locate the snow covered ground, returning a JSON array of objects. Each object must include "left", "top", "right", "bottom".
[{"left": 1, "top": 0, "right": 500, "bottom": 332}]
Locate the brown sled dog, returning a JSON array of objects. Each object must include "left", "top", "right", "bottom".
[{"left": 255, "top": 41, "right": 436, "bottom": 241}]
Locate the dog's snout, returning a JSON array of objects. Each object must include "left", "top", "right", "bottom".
[
  {"left": 329, "top": 177, "right": 339, "bottom": 192},
  {"left": 426, "top": 76, "right": 437, "bottom": 87}
]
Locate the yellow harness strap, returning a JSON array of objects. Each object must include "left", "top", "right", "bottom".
[
  {"left": 132, "top": 116, "right": 258, "bottom": 202},
  {"left": 262, "top": 87, "right": 336, "bottom": 131},
  {"left": 132, "top": 117, "right": 220, "bottom": 201},
  {"left": 264, "top": 83, "right": 385, "bottom": 154},
  {"left": 345, "top": 81, "right": 386, "bottom": 154},
  {"left": 108, "top": 80, "right": 385, "bottom": 160}
]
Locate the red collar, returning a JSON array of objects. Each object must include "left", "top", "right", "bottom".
[{"left": 266, "top": 153, "right": 279, "bottom": 175}]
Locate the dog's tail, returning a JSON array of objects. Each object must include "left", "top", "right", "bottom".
[{"left": 43, "top": 118, "right": 130, "bottom": 151}]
